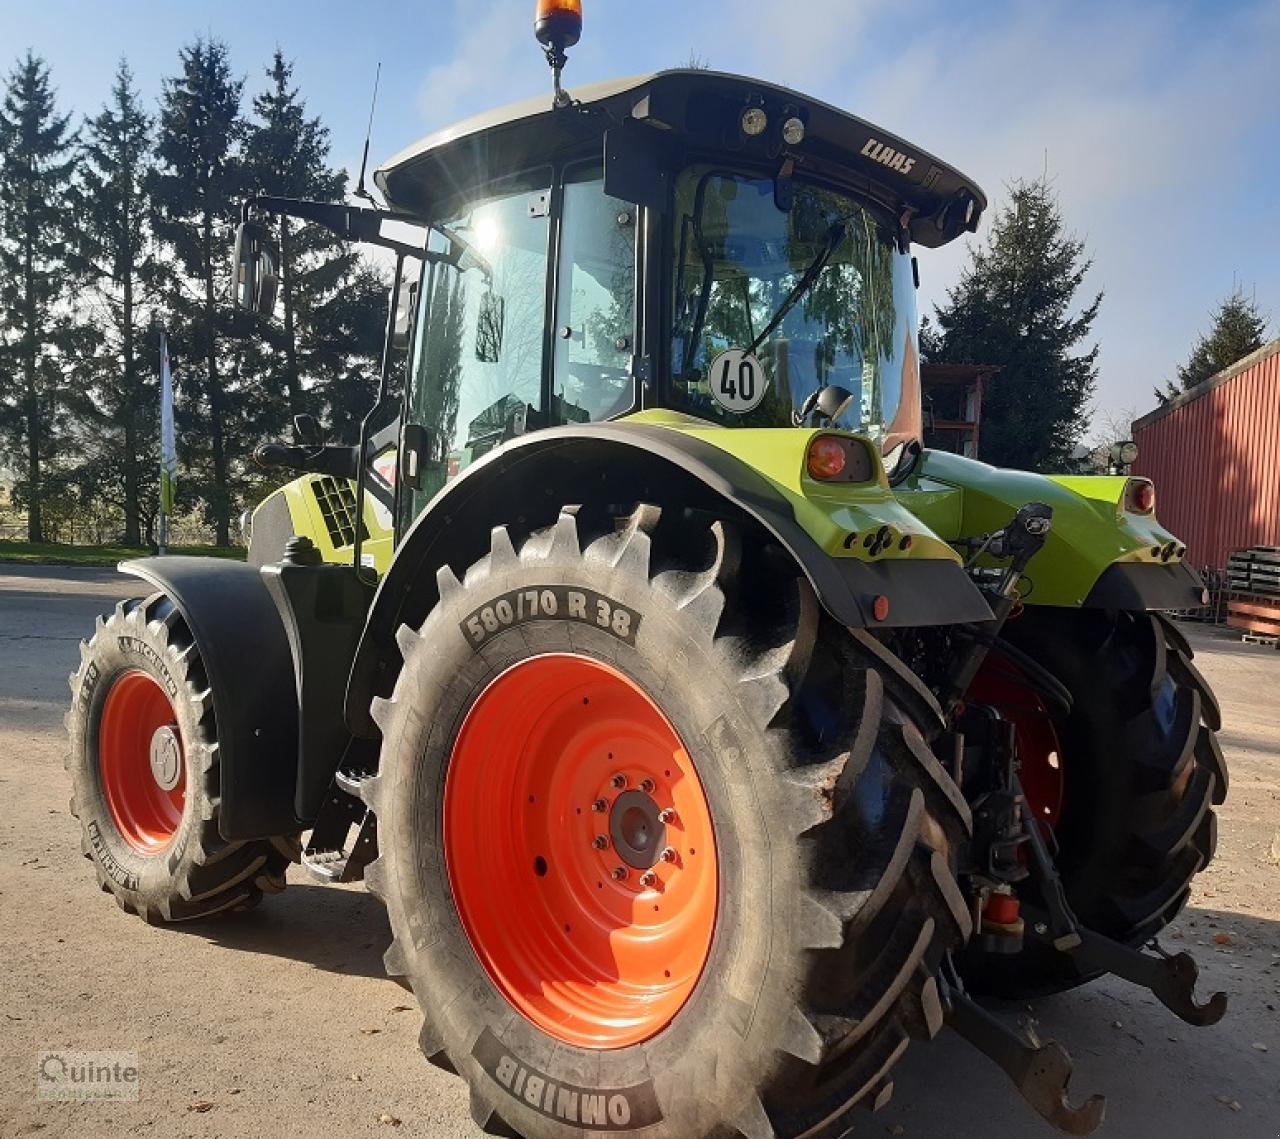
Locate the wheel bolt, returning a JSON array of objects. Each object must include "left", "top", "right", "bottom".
[
  {"left": 593, "top": 835, "right": 609, "bottom": 850},
  {"left": 591, "top": 798, "right": 608, "bottom": 813},
  {"left": 612, "top": 866, "right": 628, "bottom": 881},
  {"left": 611, "top": 773, "right": 628, "bottom": 789},
  {"left": 660, "top": 846, "right": 678, "bottom": 864},
  {"left": 639, "top": 871, "right": 658, "bottom": 888},
  {"left": 658, "top": 808, "right": 677, "bottom": 825},
  {"left": 640, "top": 778, "right": 656, "bottom": 794}
]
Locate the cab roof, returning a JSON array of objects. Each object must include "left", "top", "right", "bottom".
[{"left": 376, "top": 69, "right": 987, "bottom": 249}]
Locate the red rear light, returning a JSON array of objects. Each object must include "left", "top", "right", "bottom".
[
  {"left": 806, "top": 436, "right": 847, "bottom": 481},
  {"left": 1125, "top": 479, "right": 1156, "bottom": 514}
]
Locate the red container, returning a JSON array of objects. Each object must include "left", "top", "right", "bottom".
[{"left": 1132, "top": 339, "right": 1280, "bottom": 569}]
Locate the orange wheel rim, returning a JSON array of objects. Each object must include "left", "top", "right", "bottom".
[
  {"left": 98, "top": 670, "right": 186, "bottom": 854},
  {"left": 970, "top": 655, "right": 1064, "bottom": 828},
  {"left": 444, "top": 654, "right": 718, "bottom": 1049}
]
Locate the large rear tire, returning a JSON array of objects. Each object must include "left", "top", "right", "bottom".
[
  {"left": 67, "top": 593, "right": 299, "bottom": 922},
  {"left": 962, "top": 607, "right": 1224, "bottom": 997},
  {"left": 361, "top": 505, "right": 973, "bottom": 1139}
]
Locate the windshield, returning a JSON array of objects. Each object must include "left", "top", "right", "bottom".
[{"left": 670, "top": 167, "right": 921, "bottom": 451}]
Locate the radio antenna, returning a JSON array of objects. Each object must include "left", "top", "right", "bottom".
[{"left": 354, "top": 62, "right": 382, "bottom": 204}]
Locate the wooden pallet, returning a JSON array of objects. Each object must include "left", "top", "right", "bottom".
[
  {"left": 1241, "top": 633, "right": 1280, "bottom": 647},
  {"left": 1227, "top": 594, "right": 1280, "bottom": 637}
]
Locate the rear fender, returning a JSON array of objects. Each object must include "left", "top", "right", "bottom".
[{"left": 344, "top": 422, "right": 992, "bottom": 737}]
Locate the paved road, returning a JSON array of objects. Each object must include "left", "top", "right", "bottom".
[{"left": 1, "top": 564, "right": 1276, "bottom": 1138}]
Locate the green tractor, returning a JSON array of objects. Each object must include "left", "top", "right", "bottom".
[{"left": 67, "top": 6, "right": 1227, "bottom": 1136}]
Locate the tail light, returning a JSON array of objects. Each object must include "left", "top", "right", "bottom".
[
  {"left": 806, "top": 436, "right": 847, "bottom": 480},
  {"left": 1125, "top": 478, "right": 1155, "bottom": 514}
]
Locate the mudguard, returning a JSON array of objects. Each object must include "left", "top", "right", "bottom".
[
  {"left": 344, "top": 422, "right": 993, "bottom": 737},
  {"left": 119, "top": 557, "right": 300, "bottom": 840}
]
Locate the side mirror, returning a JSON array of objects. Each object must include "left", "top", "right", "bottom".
[
  {"left": 233, "top": 220, "right": 280, "bottom": 317},
  {"left": 293, "top": 413, "right": 324, "bottom": 446},
  {"left": 475, "top": 289, "right": 506, "bottom": 364}
]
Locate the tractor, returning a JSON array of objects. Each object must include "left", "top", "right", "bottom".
[{"left": 67, "top": 4, "right": 1228, "bottom": 1136}]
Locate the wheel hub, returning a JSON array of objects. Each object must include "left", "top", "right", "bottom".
[
  {"left": 609, "top": 789, "right": 667, "bottom": 869},
  {"left": 149, "top": 725, "right": 182, "bottom": 791}
]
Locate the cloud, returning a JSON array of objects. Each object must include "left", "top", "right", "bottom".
[
  {"left": 837, "top": 0, "right": 1280, "bottom": 420},
  {"left": 415, "top": 0, "right": 540, "bottom": 130}
]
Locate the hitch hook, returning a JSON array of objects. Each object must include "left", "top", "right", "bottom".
[{"left": 945, "top": 982, "right": 1106, "bottom": 1135}]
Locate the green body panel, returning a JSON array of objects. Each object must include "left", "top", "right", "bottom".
[
  {"left": 254, "top": 475, "right": 394, "bottom": 573},
  {"left": 251, "top": 423, "right": 1181, "bottom": 612},
  {"left": 625, "top": 412, "right": 1184, "bottom": 609},
  {"left": 903, "top": 450, "right": 1184, "bottom": 606},
  {"left": 625, "top": 410, "right": 964, "bottom": 568}
]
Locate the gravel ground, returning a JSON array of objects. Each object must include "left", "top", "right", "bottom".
[{"left": 0, "top": 565, "right": 1275, "bottom": 1138}]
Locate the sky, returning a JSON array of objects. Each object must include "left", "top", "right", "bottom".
[{"left": 4, "top": 0, "right": 1278, "bottom": 431}]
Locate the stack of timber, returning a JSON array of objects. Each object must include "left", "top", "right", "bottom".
[{"left": 1226, "top": 546, "right": 1280, "bottom": 641}]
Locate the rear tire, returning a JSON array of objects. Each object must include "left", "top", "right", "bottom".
[
  {"left": 66, "top": 593, "right": 298, "bottom": 923},
  {"left": 362, "top": 505, "right": 972, "bottom": 1139},
  {"left": 963, "top": 607, "right": 1224, "bottom": 997}
]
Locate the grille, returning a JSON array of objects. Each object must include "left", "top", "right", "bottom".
[{"left": 310, "top": 477, "right": 367, "bottom": 549}]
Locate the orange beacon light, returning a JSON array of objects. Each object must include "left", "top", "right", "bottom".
[{"left": 535, "top": 0, "right": 583, "bottom": 52}]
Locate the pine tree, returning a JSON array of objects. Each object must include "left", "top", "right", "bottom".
[
  {"left": 150, "top": 38, "right": 244, "bottom": 546},
  {"left": 243, "top": 50, "right": 386, "bottom": 439},
  {"left": 72, "top": 59, "right": 159, "bottom": 545},
  {"left": 926, "top": 177, "right": 1100, "bottom": 471},
  {"left": 1157, "top": 288, "right": 1268, "bottom": 402},
  {"left": 0, "top": 51, "right": 78, "bottom": 541}
]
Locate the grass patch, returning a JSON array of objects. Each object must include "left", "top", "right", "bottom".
[{"left": 0, "top": 541, "right": 245, "bottom": 567}]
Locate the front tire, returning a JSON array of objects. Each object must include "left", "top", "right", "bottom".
[
  {"left": 361, "top": 506, "right": 973, "bottom": 1139},
  {"left": 66, "top": 593, "right": 298, "bottom": 922}
]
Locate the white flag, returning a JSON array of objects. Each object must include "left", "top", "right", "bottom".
[{"left": 159, "top": 333, "right": 177, "bottom": 516}]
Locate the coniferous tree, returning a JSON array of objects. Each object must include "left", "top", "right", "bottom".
[
  {"left": 0, "top": 51, "right": 78, "bottom": 541},
  {"left": 243, "top": 50, "right": 386, "bottom": 438},
  {"left": 926, "top": 177, "right": 1100, "bottom": 471},
  {"left": 150, "top": 38, "right": 244, "bottom": 545},
  {"left": 1157, "top": 288, "right": 1268, "bottom": 402},
  {"left": 312, "top": 260, "right": 389, "bottom": 441},
  {"left": 73, "top": 59, "right": 159, "bottom": 545}
]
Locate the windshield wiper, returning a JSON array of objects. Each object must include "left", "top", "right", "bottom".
[{"left": 746, "top": 222, "right": 845, "bottom": 355}]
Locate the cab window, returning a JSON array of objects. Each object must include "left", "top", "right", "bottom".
[
  {"left": 552, "top": 169, "right": 636, "bottom": 422},
  {"left": 410, "top": 174, "right": 551, "bottom": 477}
]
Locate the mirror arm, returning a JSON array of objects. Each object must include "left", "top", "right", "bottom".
[{"left": 242, "top": 196, "right": 434, "bottom": 262}]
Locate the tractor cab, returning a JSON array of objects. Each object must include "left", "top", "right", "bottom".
[{"left": 380, "top": 68, "right": 985, "bottom": 511}]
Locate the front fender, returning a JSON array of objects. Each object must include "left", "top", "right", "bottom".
[
  {"left": 119, "top": 557, "right": 300, "bottom": 840},
  {"left": 344, "top": 421, "right": 992, "bottom": 737}
]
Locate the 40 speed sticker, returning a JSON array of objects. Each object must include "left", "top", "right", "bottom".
[
  {"left": 708, "top": 348, "right": 768, "bottom": 414},
  {"left": 460, "top": 586, "right": 641, "bottom": 649}
]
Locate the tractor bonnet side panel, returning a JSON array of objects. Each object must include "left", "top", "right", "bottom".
[
  {"left": 913, "top": 449, "right": 1204, "bottom": 609},
  {"left": 248, "top": 475, "right": 394, "bottom": 572}
]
